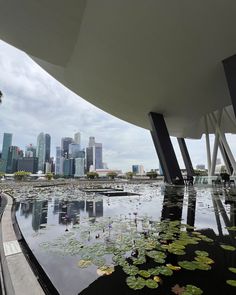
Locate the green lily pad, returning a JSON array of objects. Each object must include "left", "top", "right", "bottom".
[
  {"left": 226, "top": 280, "right": 236, "bottom": 287},
  {"left": 194, "top": 256, "right": 214, "bottom": 265},
  {"left": 195, "top": 250, "right": 209, "bottom": 257},
  {"left": 126, "top": 276, "right": 146, "bottom": 290},
  {"left": 157, "top": 266, "right": 173, "bottom": 276},
  {"left": 220, "top": 244, "right": 236, "bottom": 251},
  {"left": 123, "top": 265, "right": 139, "bottom": 276},
  {"left": 145, "top": 279, "right": 158, "bottom": 289},
  {"left": 147, "top": 268, "right": 161, "bottom": 275},
  {"left": 182, "top": 284, "right": 203, "bottom": 294},
  {"left": 229, "top": 267, "right": 236, "bottom": 274},
  {"left": 132, "top": 256, "right": 146, "bottom": 265},
  {"left": 139, "top": 270, "right": 151, "bottom": 278},
  {"left": 193, "top": 261, "right": 211, "bottom": 271},
  {"left": 178, "top": 261, "right": 196, "bottom": 270},
  {"left": 225, "top": 226, "right": 236, "bottom": 231},
  {"left": 78, "top": 260, "right": 92, "bottom": 268}
]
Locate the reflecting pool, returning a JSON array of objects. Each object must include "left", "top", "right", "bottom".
[{"left": 14, "top": 183, "right": 236, "bottom": 295}]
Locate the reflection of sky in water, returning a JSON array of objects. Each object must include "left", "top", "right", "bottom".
[{"left": 15, "top": 184, "right": 236, "bottom": 295}]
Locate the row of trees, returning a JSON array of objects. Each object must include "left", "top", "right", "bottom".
[{"left": 0, "top": 170, "right": 159, "bottom": 181}]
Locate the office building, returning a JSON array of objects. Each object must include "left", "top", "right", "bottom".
[
  {"left": 6, "top": 146, "right": 22, "bottom": 173},
  {"left": 45, "top": 134, "right": 51, "bottom": 162},
  {"left": 86, "top": 137, "right": 103, "bottom": 171},
  {"left": 74, "top": 132, "right": 81, "bottom": 145},
  {"left": 68, "top": 143, "right": 81, "bottom": 158},
  {"left": 61, "top": 137, "right": 73, "bottom": 158},
  {"left": 17, "top": 157, "right": 38, "bottom": 173},
  {"left": 25, "top": 144, "right": 36, "bottom": 158},
  {"left": 36, "top": 132, "right": 45, "bottom": 172},
  {"left": 132, "top": 165, "right": 144, "bottom": 175},
  {"left": 63, "top": 158, "right": 75, "bottom": 177},
  {"left": 74, "top": 158, "right": 85, "bottom": 177},
  {"left": 0, "top": 133, "right": 12, "bottom": 172}
]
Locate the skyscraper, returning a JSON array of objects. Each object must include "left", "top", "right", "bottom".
[
  {"left": 6, "top": 146, "right": 22, "bottom": 173},
  {"left": 69, "top": 143, "right": 81, "bottom": 158},
  {"left": 36, "top": 133, "right": 45, "bottom": 172},
  {"left": 61, "top": 137, "right": 73, "bottom": 158},
  {"left": 55, "top": 146, "right": 62, "bottom": 175},
  {"left": 86, "top": 137, "right": 103, "bottom": 171},
  {"left": 74, "top": 132, "right": 81, "bottom": 145},
  {"left": 0, "top": 133, "right": 12, "bottom": 172},
  {"left": 45, "top": 134, "right": 51, "bottom": 163},
  {"left": 25, "top": 144, "right": 36, "bottom": 157}
]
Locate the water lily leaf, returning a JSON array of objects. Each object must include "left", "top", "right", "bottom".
[
  {"left": 220, "top": 244, "right": 236, "bottom": 251},
  {"left": 182, "top": 284, "right": 203, "bottom": 294},
  {"left": 172, "top": 284, "right": 186, "bottom": 294},
  {"left": 193, "top": 261, "right": 211, "bottom": 271},
  {"left": 132, "top": 256, "right": 146, "bottom": 265},
  {"left": 178, "top": 261, "right": 196, "bottom": 270},
  {"left": 157, "top": 266, "right": 173, "bottom": 276},
  {"left": 146, "top": 279, "right": 158, "bottom": 289},
  {"left": 126, "top": 276, "right": 146, "bottom": 290},
  {"left": 225, "top": 226, "right": 236, "bottom": 231},
  {"left": 194, "top": 250, "right": 209, "bottom": 257},
  {"left": 166, "top": 264, "right": 181, "bottom": 271},
  {"left": 92, "top": 257, "right": 106, "bottom": 267},
  {"left": 229, "top": 267, "right": 236, "bottom": 274},
  {"left": 123, "top": 265, "right": 139, "bottom": 276},
  {"left": 226, "top": 280, "right": 236, "bottom": 287},
  {"left": 139, "top": 270, "right": 151, "bottom": 278},
  {"left": 97, "top": 265, "right": 114, "bottom": 276},
  {"left": 78, "top": 260, "right": 92, "bottom": 268},
  {"left": 194, "top": 256, "right": 214, "bottom": 265},
  {"left": 148, "top": 268, "right": 160, "bottom": 276}
]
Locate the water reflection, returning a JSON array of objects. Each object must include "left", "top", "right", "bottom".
[{"left": 14, "top": 184, "right": 236, "bottom": 295}]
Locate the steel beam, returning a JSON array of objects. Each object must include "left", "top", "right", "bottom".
[
  {"left": 177, "top": 138, "right": 194, "bottom": 177},
  {"left": 149, "top": 112, "right": 184, "bottom": 184}
]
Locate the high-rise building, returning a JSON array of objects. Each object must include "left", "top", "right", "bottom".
[
  {"left": 63, "top": 158, "right": 75, "bottom": 177},
  {"left": 6, "top": 146, "right": 22, "bottom": 173},
  {"left": 25, "top": 144, "right": 36, "bottom": 158},
  {"left": 17, "top": 157, "right": 38, "bottom": 173},
  {"left": 45, "top": 134, "right": 51, "bottom": 162},
  {"left": 0, "top": 133, "right": 12, "bottom": 172},
  {"left": 132, "top": 165, "right": 144, "bottom": 175},
  {"left": 69, "top": 143, "right": 81, "bottom": 158},
  {"left": 74, "top": 132, "right": 81, "bottom": 145},
  {"left": 36, "top": 132, "right": 45, "bottom": 172},
  {"left": 55, "top": 147, "right": 62, "bottom": 175},
  {"left": 74, "top": 158, "right": 85, "bottom": 177},
  {"left": 86, "top": 137, "right": 103, "bottom": 171},
  {"left": 61, "top": 137, "right": 73, "bottom": 158}
]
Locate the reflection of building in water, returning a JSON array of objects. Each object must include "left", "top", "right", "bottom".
[
  {"left": 20, "top": 201, "right": 33, "bottom": 218},
  {"left": 86, "top": 200, "right": 103, "bottom": 218},
  {"left": 53, "top": 199, "right": 60, "bottom": 215},
  {"left": 32, "top": 200, "right": 48, "bottom": 231}
]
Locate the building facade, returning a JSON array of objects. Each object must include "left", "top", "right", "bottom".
[{"left": 0, "top": 133, "right": 12, "bottom": 172}]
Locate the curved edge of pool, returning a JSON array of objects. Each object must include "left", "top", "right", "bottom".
[{"left": 0, "top": 193, "right": 52, "bottom": 295}]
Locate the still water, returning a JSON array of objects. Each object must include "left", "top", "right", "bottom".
[{"left": 14, "top": 183, "right": 236, "bottom": 295}]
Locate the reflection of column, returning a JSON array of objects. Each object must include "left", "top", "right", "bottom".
[
  {"left": 211, "top": 193, "right": 223, "bottom": 237},
  {"left": 95, "top": 201, "right": 103, "bottom": 218},
  {"left": 161, "top": 187, "right": 184, "bottom": 221},
  {"left": 186, "top": 189, "right": 196, "bottom": 228}
]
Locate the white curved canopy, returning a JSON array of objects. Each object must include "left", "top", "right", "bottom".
[{"left": 0, "top": 0, "right": 236, "bottom": 138}]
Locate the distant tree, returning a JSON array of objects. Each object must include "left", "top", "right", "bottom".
[
  {"left": 146, "top": 171, "right": 158, "bottom": 179},
  {"left": 106, "top": 171, "right": 118, "bottom": 180},
  {"left": 14, "top": 171, "right": 31, "bottom": 181},
  {"left": 46, "top": 172, "right": 53, "bottom": 180},
  {"left": 87, "top": 172, "right": 99, "bottom": 179},
  {"left": 126, "top": 172, "right": 134, "bottom": 180},
  {"left": 194, "top": 169, "right": 207, "bottom": 176},
  {"left": 0, "top": 172, "right": 5, "bottom": 178}
]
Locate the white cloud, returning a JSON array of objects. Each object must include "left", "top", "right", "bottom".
[{"left": 1, "top": 40, "right": 236, "bottom": 172}]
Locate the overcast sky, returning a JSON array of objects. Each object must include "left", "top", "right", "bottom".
[{"left": 1, "top": 40, "right": 236, "bottom": 172}]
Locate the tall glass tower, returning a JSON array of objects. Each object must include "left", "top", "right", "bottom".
[
  {"left": 45, "top": 134, "right": 51, "bottom": 162},
  {"left": 36, "top": 132, "right": 45, "bottom": 172},
  {"left": 0, "top": 133, "right": 12, "bottom": 172}
]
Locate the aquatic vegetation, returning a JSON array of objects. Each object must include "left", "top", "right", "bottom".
[{"left": 220, "top": 244, "right": 236, "bottom": 251}]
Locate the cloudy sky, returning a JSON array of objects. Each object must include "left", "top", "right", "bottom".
[{"left": 0, "top": 40, "right": 236, "bottom": 172}]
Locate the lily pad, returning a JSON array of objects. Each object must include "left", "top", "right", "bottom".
[
  {"left": 194, "top": 256, "right": 214, "bottom": 265},
  {"left": 126, "top": 276, "right": 146, "bottom": 290},
  {"left": 157, "top": 266, "right": 173, "bottom": 276},
  {"left": 178, "top": 261, "right": 196, "bottom": 270},
  {"left": 153, "top": 276, "right": 161, "bottom": 282},
  {"left": 182, "top": 284, "right": 203, "bottom": 294},
  {"left": 229, "top": 267, "right": 236, "bottom": 274},
  {"left": 220, "top": 244, "right": 236, "bottom": 251},
  {"left": 194, "top": 250, "right": 209, "bottom": 257},
  {"left": 97, "top": 265, "right": 114, "bottom": 276},
  {"left": 146, "top": 279, "right": 158, "bottom": 289},
  {"left": 166, "top": 264, "right": 181, "bottom": 271},
  {"left": 226, "top": 280, "right": 236, "bottom": 287},
  {"left": 78, "top": 260, "right": 92, "bottom": 268},
  {"left": 139, "top": 270, "right": 151, "bottom": 278},
  {"left": 123, "top": 265, "right": 139, "bottom": 276}
]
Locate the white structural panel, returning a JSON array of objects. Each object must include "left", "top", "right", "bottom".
[{"left": 0, "top": 1, "right": 236, "bottom": 138}]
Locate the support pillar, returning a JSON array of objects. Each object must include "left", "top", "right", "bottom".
[
  {"left": 223, "top": 55, "right": 236, "bottom": 118},
  {"left": 177, "top": 138, "right": 194, "bottom": 176},
  {"left": 149, "top": 112, "right": 184, "bottom": 184},
  {"left": 204, "top": 116, "right": 211, "bottom": 176}
]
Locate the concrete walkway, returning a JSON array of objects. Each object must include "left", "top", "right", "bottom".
[{"left": 0, "top": 193, "right": 45, "bottom": 295}]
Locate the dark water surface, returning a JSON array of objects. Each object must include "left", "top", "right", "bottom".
[{"left": 14, "top": 184, "right": 236, "bottom": 295}]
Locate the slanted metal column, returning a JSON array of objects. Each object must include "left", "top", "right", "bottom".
[
  {"left": 223, "top": 55, "right": 236, "bottom": 118},
  {"left": 177, "top": 138, "right": 194, "bottom": 176},
  {"left": 204, "top": 116, "right": 211, "bottom": 176},
  {"left": 149, "top": 112, "right": 184, "bottom": 184}
]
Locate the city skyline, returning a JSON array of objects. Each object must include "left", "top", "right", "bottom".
[{"left": 1, "top": 41, "right": 236, "bottom": 171}]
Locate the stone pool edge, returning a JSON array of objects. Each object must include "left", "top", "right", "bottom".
[{"left": 0, "top": 193, "right": 45, "bottom": 295}]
